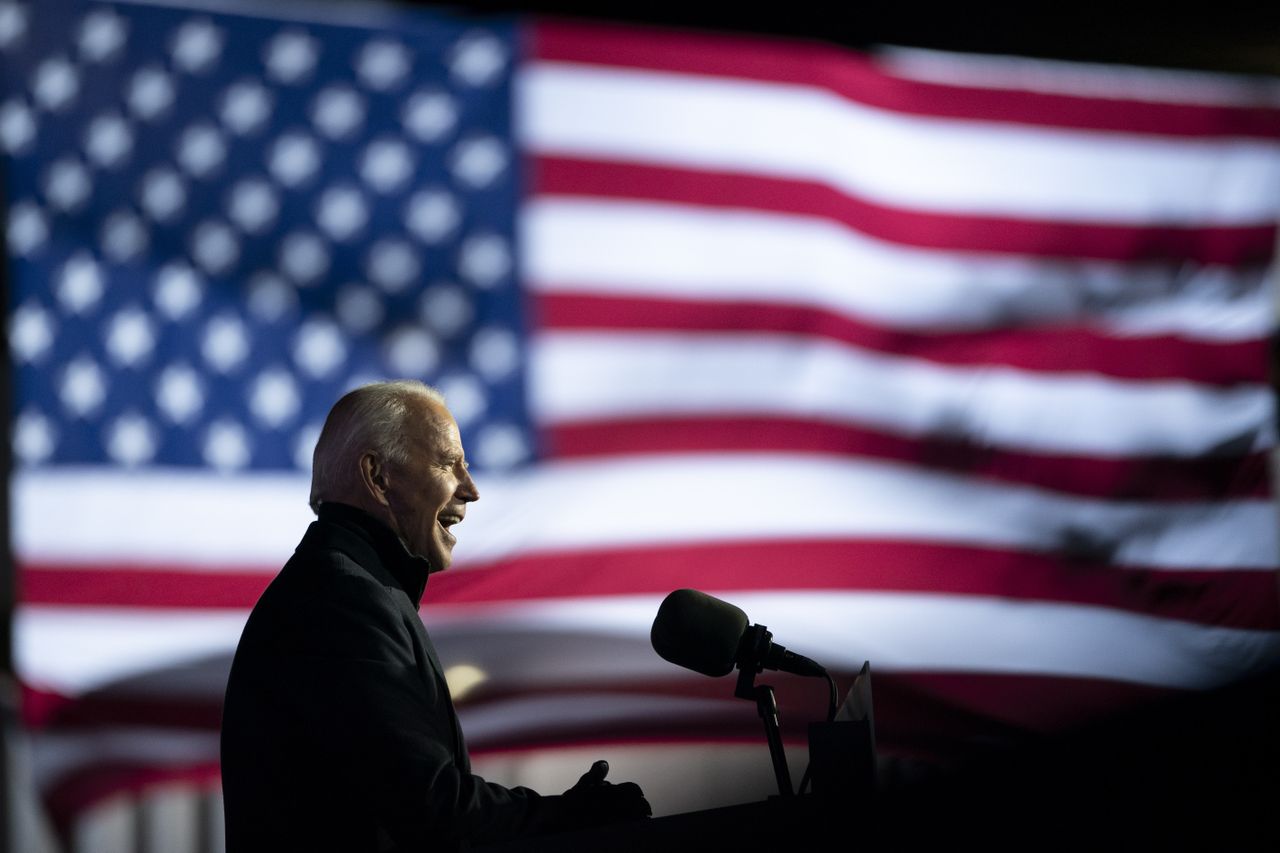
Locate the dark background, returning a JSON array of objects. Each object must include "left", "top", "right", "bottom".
[{"left": 427, "top": 3, "right": 1280, "bottom": 74}]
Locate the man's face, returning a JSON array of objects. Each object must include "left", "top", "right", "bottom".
[{"left": 381, "top": 398, "right": 479, "bottom": 573}]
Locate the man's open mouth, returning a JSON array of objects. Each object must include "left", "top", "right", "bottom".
[{"left": 438, "top": 513, "right": 463, "bottom": 543}]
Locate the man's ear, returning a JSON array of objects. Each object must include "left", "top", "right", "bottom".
[{"left": 358, "top": 451, "right": 391, "bottom": 507}]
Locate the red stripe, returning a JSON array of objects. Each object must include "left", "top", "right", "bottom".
[
  {"left": 533, "top": 157, "right": 1279, "bottom": 265},
  {"left": 435, "top": 542, "right": 1280, "bottom": 630},
  {"left": 461, "top": 671, "right": 1180, "bottom": 751},
  {"left": 21, "top": 669, "right": 1176, "bottom": 747},
  {"left": 531, "top": 21, "right": 1280, "bottom": 140},
  {"left": 44, "top": 762, "right": 221, "bottom": 832},
  {"left": 20, "top": 540, "right": 1277, "bottom": 628},
  {"left": 20, "top": 542, "right": 1278, "bottom": 629},
  {"left": 16, "top": 565, "right": 273, "bottom": 610},
  {"left": 21, "top": 683, "right": 225, "bottom": 729},
  {"left": 534, "top": 292, "right": 1269, "bottom": 385},
  {"left": 543, "top": 416, "right": 1271, "bottom": 502}
]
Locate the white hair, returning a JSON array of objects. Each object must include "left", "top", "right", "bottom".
[{"left": 308, "top": 380, "right": 445, "bottom": 513}]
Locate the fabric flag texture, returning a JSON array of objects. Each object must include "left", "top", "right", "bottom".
[{"left": 4, "top": 0, "right": 1280, "bottom": 830}]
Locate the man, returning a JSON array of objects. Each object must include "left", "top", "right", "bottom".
[{"left": 221, "top": 380, "right": 650, "bottom": 852}]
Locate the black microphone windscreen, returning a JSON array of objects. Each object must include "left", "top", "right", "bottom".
[{"left": 650, "top": 589, "right": 748, "bottom": 677}]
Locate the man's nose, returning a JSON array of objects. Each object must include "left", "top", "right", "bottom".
[{"left": 457, "top": 467, "right": 479, "bottom": 502}]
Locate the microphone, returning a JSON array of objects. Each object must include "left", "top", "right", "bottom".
[{"left": 650, "top": 589, "right": 826, "bottom": 678}]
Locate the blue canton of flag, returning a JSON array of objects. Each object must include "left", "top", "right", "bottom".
[{"left": 2, "top": 0, "right": 532, "bottom": 474}]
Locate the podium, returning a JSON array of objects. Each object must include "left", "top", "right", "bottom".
[
  {"left": 477, "top": 795, "right": 845, "bottom": 852},
  {"left": 481, "top": 662, "right": 880, "bottom": 851}
]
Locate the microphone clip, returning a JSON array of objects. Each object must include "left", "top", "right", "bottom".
[{"left": 732, "top": 624, "right": 774, "bottom": 700}]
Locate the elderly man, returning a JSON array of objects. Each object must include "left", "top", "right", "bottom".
[{"left": 221, "top": 380, "right": 649, "bottom": 852}]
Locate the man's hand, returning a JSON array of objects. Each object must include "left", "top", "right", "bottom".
[{"left": 558, "top": 760, "right": 652, "bottom": 828}]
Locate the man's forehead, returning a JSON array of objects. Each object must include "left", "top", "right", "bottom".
[{"left": 410, "top": 397, "right": 464, "bottom": 455}]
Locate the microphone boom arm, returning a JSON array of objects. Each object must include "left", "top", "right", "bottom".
[{"left": 734, "top": 624, "right": 794, "bottom": 798}]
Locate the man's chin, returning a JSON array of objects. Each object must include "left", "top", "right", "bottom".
[{"left": 426, "top": 546, "right": 453, "bottom": 573}]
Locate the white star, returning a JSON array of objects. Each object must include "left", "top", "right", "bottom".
[
  {"left": 402, "top": 89, "right": 457, "bottom": 143},
  {"left": 448, "top": 31, "right": 507, "bottom": 88},
  {"left": 203, "top": 420, "right": 251, "bottom": 470},
  {"left": 226, "top": 178, "right": 280, "bottom": 234},
  {"left": 384, "top": 326, "right": 439, "bottom": 377},
  {"left": 202, "top": 314, "right": 251, "bottom": 373},
  {"left": 279, "top": 231, "right": 329, "bottom": 285},
  {"left": 220, "top": 79, "right": 272, "bottom": 135},
  {"left": 9, "top": 302, "right": 54, "bottom": 363},
  {"left": 293, "top": 422, "right": 322, "bottom": 471},
  {"left": 106, "top": 413, "right": 157, "bottom": 467},
  {"left": 336, "top": 284, "right": 384, "bottom": 334},
  {"left": 56, "top": 253, "right": 104, "bottom": 314},
  {"left": 104, "top": 307, "right": 156, "bottom": 366},
  {"left": 0, "top": 2, "right": 29, "bottom": 50},
  {"left": 138, "top": 167, "right": 187, "bottom": 223},
  {"left": 356, "top": 39, "right": 411, "bottom": 91},
  {"left": 359, "top": 137, "right": 413, "bottom": 194},
  {"left": 310, "top": 85, "right": 365, "bottom": 140},
  {"left": 437, "top": 373, "right": 487, "bottom": 427},
  {"left": 60, "top": 356, "right": 108, "bottom": 417},
  {"left": 171, "top": 17, "right": 223, "bottom": 74},
  {"left": 419, "top": 283, "right": 473, "bottom": 338},
  {"left": 176, "top": 123, "right": 226, "bottom": 178},
  {"left": 153, "top": 262, "right": 204, "bottom": 320},
  {"left": 13, "top": 410, "right": 56, "bottom": 466},
  {"left": 155, "top": 364, "right": 204, "bottom": 424},
  {"left": 449, "top": 136, "right": 507, "bottom": 189},
  {"left": 474, "top": 424, "right": 528, "bottom": 470},
  {"left": 246, "top": 271, "right": 297, "bottom": 323},
  {"left": 43, "top": 158, "right": 92, "bottom": 212},
  {"left": 101, "top": 210, "right": 148, "bottom": 262},
  {"left": 249, "top": 368, "right": 301, "bottom": 428},
  {"left": 77, "top": 8, "right": 127, "bottom": 63},
  {"left": 32, "top": 56, "right": 79, "bottom": 112},
  {"left": 366, "top": 239, "right": 420, "bottom": 294},
  {"left": 265, "top": 29, "right": 318, "bottom": 84},
  {"left": 8, "top": 202, "right": 49, "bottom": 256},
  {"left": 316, "top": 185, "right": 368, "bottom": 242},
  {"left": 459, "top": 233, "right": 511, "bottom": 288},
  {"left": 469, "top": 326, "right": 519, "bottom": 381},
  {"left": 268, "top": 132, "right": 320, "bottom": 187},
  {"left": 293, "top": 318, "right": 346, "bottom": 378},
  {"left": 84, "top": 112, "right": 133, "bottom": 168},
  {"left": 127, "top": 66, "right": 175, "bottom": 121},
  {"left": 0, "top": 98, "right": 35, "bottom": 154},
  {"left": 405, "top": 189, "right": 460, "bottom": 245},
  {"left": 190, "top": 219, "right": 240, "bottom": 275}
]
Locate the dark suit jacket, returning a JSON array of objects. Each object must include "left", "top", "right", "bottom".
[{"left": 221, "top": 503, "right": 547, "bottom": 852}]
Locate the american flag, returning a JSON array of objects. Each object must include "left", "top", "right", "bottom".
[{"left": 5, "top": 0, "right": 1280, "bottom": 833}]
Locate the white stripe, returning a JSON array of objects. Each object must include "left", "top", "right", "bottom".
[
  {"left": 877, "top": 46, "right": 1280, "bottom": 108},
  {"left": 524, "top": 199, "right": 1274, "bottom": 341},
  {"left": 461, "top": 455, "right": 1277, "bottom": 570},
  {"left": 422, "top": 592, "right": 1280, "bottom": 689},
  {"left": 17, "top": 593, "right": 1280, "bottom": 699},
  {"left": 12, "top": 468, "right": 312, "bottom": 567},
  {"left": 14, "top": 607, "right": 248, "bottom": 694},
  {"left": 520, "top": 62, "right": 1280, "bottom": 224},
  {"left": 14, "top": 456, "right": 1277, "bottom": 571},
  {"left": 459, "top": 693, "right": 732, "bottom": 744},
  {"left": 33, "top": 728, "right": 221, "bottom": 790},
  {"left": 532, "top": 332, "right": 1276, "bottom": 457}
]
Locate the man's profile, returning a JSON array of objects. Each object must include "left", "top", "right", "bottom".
[{"left": 220, "top": 380, "right": 650, "bottom": 852}]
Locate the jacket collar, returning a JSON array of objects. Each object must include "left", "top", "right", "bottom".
[{"left": 308, "top": 502, "right": 433, "bottom": 606}]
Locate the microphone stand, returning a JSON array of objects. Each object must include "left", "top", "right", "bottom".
[{"left": 734, "top": 625, "right": 794, "bottom": 798}]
